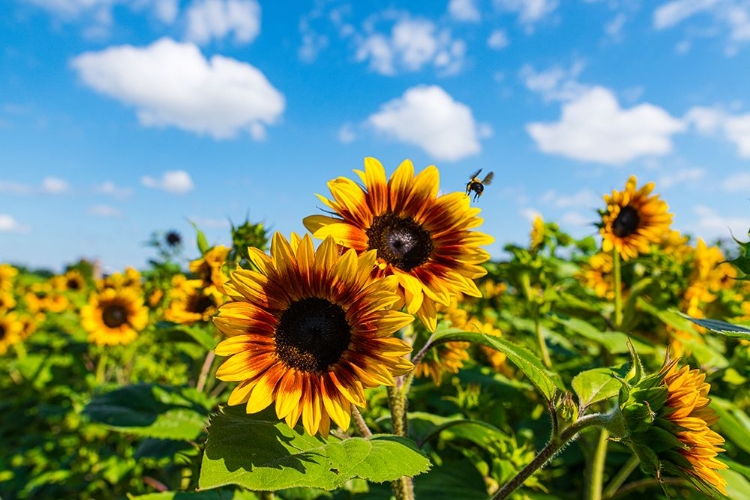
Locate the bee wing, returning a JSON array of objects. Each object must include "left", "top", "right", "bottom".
[
  {"left": 482, "top": 171, "right": 495, "bottom": 185},
  {"left": 469, "top": 168, "right": 482, "bottom": 180}
]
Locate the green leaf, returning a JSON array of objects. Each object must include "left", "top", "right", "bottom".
[
  {"left": 157, "top": 322, "right": 218, "bottom": 351},
  {"left": 711, "top": 398, "right": 750, "bottom": 455},
  {"left": 83, "top": 384, "right": 210, "bottom": 440},
  {"left": 554, "top": 317, "right": 654, "bottom": 355},
  {"left": 134, "top": 438, "right": 194, "bottom": 460},
  {"left": 199, "top": 407, "right": 431, "bottom": 492},
  {"left": 414, "top": 460, "right": 488, "bottom": 500},
  {"left": 190, "top": 220, "right": 210, "bottom": 255},
  {"left": 680, "top": 315, "right": 750, "bottom": 340},
  {"left": 128, "top": 491, "right": 259, "bottom": 500},
  {"left": 416, "top": 418, "right": 504, "bottom": 449},
  {"left": 429, "top": 328, "right": 563, "bottom": 401},
  {"left": 721, "top": 468, "right": 750, "bottom": 500},
  {"left": 571, "top": 368, "right": 622, "bottom": 408}
]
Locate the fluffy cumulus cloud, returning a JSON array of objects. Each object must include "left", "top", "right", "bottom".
[
  {"left": 495, "top": 0, "right": 558, "bottom": 25},
  {"left": 520, "top": 62, "right": 587, "bottom": 102},
  {"left": 487, "top": 29, "right": 510, "bottom": 49},
  {"left": 0, "top": 214, "right": 30, "bottom": 233},
  {"left": 42, "top": 176, "right": 70, "bottom": 194},
  {"left": 88, "top": 204, "right": 121, "bottom": 217},
  {"left": 653, "top": 0, "right": 750, "bottom": 48},
  {"left": 141, "top": 170, "right": 194, "bottom": 194},
  {"left": 367, "top": 85, "right": 488, "bottom": 161},
  {"left": 527, "top": 86, "right": 686, "bottom": 164},
  {"left": 354, "top": 16, "right": 466, "bottom": 76},
  {"left": 448, "top": 0, "right": 481, "bottom": 22},
  {"left": 685, "top": 106, "right": 750, "bottom": 157},
  {"left": 71, "top": 38, "right": 285, "bottom": 139},
  {"left": 185, "top": 0, "right": 261, "bottom": 45}
]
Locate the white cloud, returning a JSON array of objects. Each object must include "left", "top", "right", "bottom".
[
  {"left": 88, "top": 204, "right": 121, "bottom": 217},
  {"left": 653, "top": 0, "right": 750, "bottom": 46},
  {"left": 42, "top": 176, "right": 70, "bottom": 194},
  {"left": 141, "top": 170, "right": 194, "bottom": 194},
  {"left": 658, "top": 168, "right": 706, "bottom": 188},
  {"left": 71, "top": 38, "right": 285, "bottom": 139},
  {"left": 338, "top": 123, "right": 356, "bottom": 143},
  {"left": 520, "top": 207, "right": 542, "bottom": 222},
  {"left": 95, "top": 181, "right": 133, "bottom": 198},
  {"left": 495, "top": 0, "right": 558, "bottom": 25},
  {"left": 0, "top": 214, "right": 30, "bottom": 233},
  {"left": 28, "top": 0, "right": 178, "bottom": 29},
  {"left": 520, "top": 62, "right": 587, "bottom": 102},
  {"left": 0, "top": 181, "right": 33, "bottom": 194},
  {"left": 185, "top": 0, "right": 260, "bottom": 45},
  {"left": 487, "top": 29, "right": 510, "bottom": 49},
  {"left": 605, "top": 13, "right": 627, "bottom": 40},
  {"left": 298, "top": 27, "right": 329, "bottom": 63},
  {"left": 367, "top": 85, "right": 487, "bottom": 161},
  {"left": 449, "top": 0, "right": 481, "bottom": 22},
  {"left": 561, "top": 211, "right": 592, "bottom": 226},
  {"left": 354, "top": 16, "right": 466, "bottom": 76},
  {"left": 527, "top": 87, "right": 686, "bottom": 164},
  {"left": 688, "top": 205, "right": 750, "bottom": 241},
  {"left": 653, "top": 0, "right": 720, "bottom": 29},
  {"left": 720, "top": 171, "right": 750, "bottom": 192},
  {"left": 686, "top": 106, "right": 750, "bottom": 157},
  {"left": 540, "top": 189, "right": 600, "bottom": 208}
]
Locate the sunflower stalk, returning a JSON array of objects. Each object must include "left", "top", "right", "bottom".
[
  {"left": 602, "top": 454, "right": 640, "bottom": 499},
  {"left": 613, "top": 247, "right": 622, "bottom": 330},
  {"left": 351, "top": 405, "right": 372, "bottom": 438},
  {"left": 492, "top": 412, "right": 615, "bottom": 500},
  {"left": 387, "top": 383, "right": 414, "bottom": 500}
]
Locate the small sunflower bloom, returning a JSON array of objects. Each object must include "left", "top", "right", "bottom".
[
  {"left": 0, "top": 312, "right": 23, "bottom": 355},
  {"left": 599, "top": 176, "right": 672, "bottom": 261},
  {"left": 0, "top": 291, "right": 17, "bottom": 311},
  {"left": 304, "top": 158, "right": 494, "bottom": 331},
  {"left": 0, "top": 263, "right": 18, "bottom": 291},
  {"left": 81, "top": 287, "right": 148, "bottom": 346},
  {"left": 530, "top": 215, "right": 545, "bottom": 252},
  {"left": 622, "top": 356, "right": 727, "bottom": 495},
  {"left": 214, "top": 233, "right": 414, "bottom": 437},
  {"left": 189, "top": 245, "right": 230, "bottom": 291},
  {"left": 165, "top": 277, "right": 223, "bottom": 324}
]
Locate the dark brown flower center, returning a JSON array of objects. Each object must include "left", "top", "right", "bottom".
[
  {"left": 166, "top": 231, "right": 182, "bottom": 247},
  {"left": 366, "top": 212, "right": 433, "bottom": 271},
  {"left": 188, "top": 294, "right": 215, "bottom": 315},
  {"left": 0, "top": 324, "right": 6, "bottom": 340},
  {"left": 102, "top": 304, "right": 128, "bottom": 328},
  {"left": 612, "top": 206, "right": 640, "bottom": 238},
  {"left": 67, "top": 278, "right": 81, "bottom": 290},
  {"left": 275, "top": 297, "right": 351, "bottom": 373}
]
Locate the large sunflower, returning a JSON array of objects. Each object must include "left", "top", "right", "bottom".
[
  {"left": 213, "top": 233, "right": 414, "bottom": 436},
  {"left": 599, "top": 175, "right": 672, "bottom": 261},
  {"left": 624, "top": 356, "right": 727, "bottom": 495},
  {"left": 81, "top": 287, "right": 148, "bottom": 346},
  {"left": 303, "top": 158, "right": 494, "bottom": 331}
]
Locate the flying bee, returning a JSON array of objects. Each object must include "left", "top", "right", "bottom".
[{"left": 466, "top": 169, "right": 494, "bottom": 201}]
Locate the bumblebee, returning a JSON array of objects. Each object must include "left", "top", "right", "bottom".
[{"left": 466, "top": 169, "right": 494, "bottom": 201}]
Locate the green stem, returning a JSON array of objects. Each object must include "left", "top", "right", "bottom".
[
  {"left": 602, "top": 454, "right": 640, "bottom": 499},
  {"left": 605, "top": 478, "right": 689, "bottom": 500},
  {"left": 492, "top": 413, "right": 612, "bottom": 500},
  {"left": 584, "top": 429, "right": 609, "bottom": 500},
  {"left": 351, "top": 405, "right": 372, "bottom": 438},
  {"left": 613, "top": 248, "right": 622, "bottom": 330},
  {"left": 196, "top": 350, "right": 215, "bottom": 392},
  {"left": 387, "top": 383, "right": 413, "bottom": 500},
  {"left": 535, "top": 316, "right": 551, "bottom": 369},
  {"left": 95, "top": 352, "right": 108, "bottom": 383}
]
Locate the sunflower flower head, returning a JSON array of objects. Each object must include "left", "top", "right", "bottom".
[
  {"left": 213, "top": 233, "right": 414, "bottom": 437},
  {"left": 0, "top": 312, "right": 23, "bottom": 355},
  {"left": 0, "top": 263, "right": 18, "bottom": 291},
  {"left": 620, "top": 355, "right": 727, "bottom": 495},
  {"left": 530, "top": 215, "right": 545, "bottom": 252},
  {"left": 303, "top": 158, "right": 494, "bottom": 331},
  {"left": 81, "top": 287, "right": 148, "bottom": 346},
  {"left": 189, "top": 245, "right": 230, "bottom": 291},
  {"left": 599, "top": 176, "right": 672, "bottom": 261}
]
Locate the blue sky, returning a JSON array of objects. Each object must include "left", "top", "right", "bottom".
[{"left": 2, "top": 0, "right": 750, "bottom": 272}]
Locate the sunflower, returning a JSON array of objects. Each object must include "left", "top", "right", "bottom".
[
  {"left": 165, "top": 275, "right": 223, "bottom": 324},
  {"left": 413, "top": 341, "right": 470, "bottom": 385},
  {"left": 97, "top": 267, "right": 142, "bottom": 291},
  {"left": 81, "top": 287, "right": 148, "bottom": 346},
  {"left": 578, "top": 252, "right": 616, "bottom": 300},
  {"left": 0, "top": 312, "right": 22, "bottom": 355},
  {"left": 599, "top": 175, "right": 672, "bottom": 261},
  {"left": 0, "top": 263, "right": 18, "bottom": 291},
  {"left": 189, "top": 245, "right": 230, "bottom": 291},
  {"left": 304, "top": 158, "right": 494, "bottom": 331},
  {"left": 623, "top": 356, "right": 727, "bottom": 495},
  {"left": 0, "top": 291, "right": 17, "bottom": 311},
  {"left": 213, "top": 233, "right": 414, "bottom": 437},
  {"left": 530, "top": 215, "right": 545, "bottom": 252}
]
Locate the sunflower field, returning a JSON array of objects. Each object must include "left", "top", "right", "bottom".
[{"left": 2, "top": 158, "right": 750, "bottom": 500}]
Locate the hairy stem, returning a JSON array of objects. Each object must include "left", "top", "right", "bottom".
[
  {"left": 387, "top": 383, "right": 413, "bottom": 500},
  {"left": 613, "top": 248, "right": 622, "bottom": 329},
  {"left": 602, "top": 454, "right": 640, "bottom": 499},
  {"left": 584, "top": 429, "right": 609, "bottom": 500},
  {"left": 351, "top": 405, "right": 372, "bottom": 438}
]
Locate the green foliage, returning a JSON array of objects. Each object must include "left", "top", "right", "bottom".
[{"left": 199, "top": 407, "right": 431, "bottom": 492}]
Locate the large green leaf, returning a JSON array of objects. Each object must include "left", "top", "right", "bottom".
[
  {"left": 428, "top": 328, "right": 563, "bottom": 401},
  {"left": 680, "top": 315, "right": 750, "bottom": 341},
  {"left": 571, "top": 368, "right": 622, "bottom": 409},
  {"left": 554, "top": 317, "right": 654, "bottom": 355},
  {"left": 199, "top": 407, "right": 431, "bottom": 492},
  {"left": 83, "top": 384, "right": 210, "bottom": 440},
  {"left": 711, "top": 398, "right": 750, "bottom": 455},
  {"left": 128, "top": 491, "right": 258, "bottom": 500},
  {"left": 413, "top": 460, "right": 488, "bottom": 500}
]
